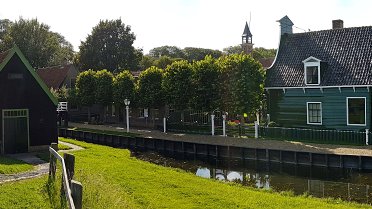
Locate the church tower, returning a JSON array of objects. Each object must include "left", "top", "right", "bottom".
[{"left": 241, "top": 21, "right": 253, "bottom": 54}]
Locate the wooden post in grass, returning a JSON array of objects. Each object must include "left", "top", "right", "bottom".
[
  {"left": 71, "top": 180, "right": 83, "bottom": 209},
  {"left": 64, "top": 153, "right": 75, "bottom": 185},
  {"left": 49, "top": 143, "right": 58, "bottom": 179}
]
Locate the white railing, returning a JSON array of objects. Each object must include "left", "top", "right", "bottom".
[{"left": 57, "top": 102, "right": 68, "bottom": 112}]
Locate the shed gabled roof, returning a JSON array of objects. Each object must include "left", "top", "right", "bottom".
[
  {"left": 0, "top": 46, "right": 58, "bottom": 105},
  {"left": 36, "top": 64, "right": 72, "bottom": 89},
  {"left": 266, "top": 26, "right": 372, "bottom": 87}
]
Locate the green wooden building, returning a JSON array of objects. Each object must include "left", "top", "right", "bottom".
[
  {"left": 265, "top": 17, "right": 372, "bottom": 131},
  {"left": 0, "top": 46, "right": 58, "bottom": 154}
]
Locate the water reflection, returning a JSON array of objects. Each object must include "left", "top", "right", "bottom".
[{"left": 132, "top": 151, "right": 372, "bottom": 204}]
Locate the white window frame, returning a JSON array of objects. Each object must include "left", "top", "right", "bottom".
[
  {"left": 346, "top": 97, "right": 366, "bottom": 126},
  {"left": 307, "top": 102, "right": 322, "bottom": 125},
  {"left": 303, "top": 56, "right": 321, "bottom": 86}
]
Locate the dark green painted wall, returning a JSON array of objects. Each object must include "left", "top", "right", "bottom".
[{"left": 267, "top": 88, "right": 370, "bottom": 131}]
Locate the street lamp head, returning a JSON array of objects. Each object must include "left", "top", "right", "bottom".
[{"left": 124, "top": 98, "right": 130, "bottom": 106}]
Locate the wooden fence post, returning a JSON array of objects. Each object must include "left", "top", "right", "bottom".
[
  {"left": 71, "top": 180, "right": 83, "bottom": 209},
  {"left": 64, "top": 153, "right": 75, "bottom": 185},
  {"left": 49, "top": 143, "right": 58, "bottom": 179}
]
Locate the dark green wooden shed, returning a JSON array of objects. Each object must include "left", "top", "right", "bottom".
[{"left": 0, "top": 46, "right": 58, "bottom": 154}]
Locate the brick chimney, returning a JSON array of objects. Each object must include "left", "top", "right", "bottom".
[{"left": 332, "top": 19, "right": 343, "bottom": 29}]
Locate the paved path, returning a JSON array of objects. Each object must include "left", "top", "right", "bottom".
[
  {"left": 0, "top": 141, "right": 82, "bottom": 184},
  {"left": 69, "top": 122, "right": 372, "bottom": 157}
]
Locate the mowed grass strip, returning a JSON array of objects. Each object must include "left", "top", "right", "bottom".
[
  {"left": 0, "top": 176, "right": 52, "bottom": 208},
  {"left": 59, "top": 137, "right": 369, "bottom": 209},
  {"left": 0, "top": 156, "right": 33, "bottom": 174}
]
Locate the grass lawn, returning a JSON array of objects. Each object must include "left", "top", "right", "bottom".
[
  {"left": 0, "top": 138, "right": 369, "bottom": 208},
  {"left": 58, "top": 143, "right": 71, "bottom": 150},
  {"left": 0, "top": 176, "right": 53, "bottom": 208},
  {"left": 0, "top": 156, "right": 34, "bottom": 174},
  {"left": 59, "top": 138, "right": 368, "bottom": 209},
  {"left": 68, "top": 127, "right": 140, "bottom": 137}
]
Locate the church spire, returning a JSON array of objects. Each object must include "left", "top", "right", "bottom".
[{"left": 241, "top": 21, "right": 253, "bottom": 54}]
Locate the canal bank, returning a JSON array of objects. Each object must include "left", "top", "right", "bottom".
[
  {"left": 62, "top": 123, "right": 372, "bottom": 170},
  {"left": 68, "top": 122, "right": 372, "bottom": 156}
]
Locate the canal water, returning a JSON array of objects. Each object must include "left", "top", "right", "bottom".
[{"left": 132, "top": 151, "right": 372, "bottom": 204}]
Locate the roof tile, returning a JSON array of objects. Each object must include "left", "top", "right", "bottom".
[{"left": 266, "top": 26, "right": 372, "bottom": 87}]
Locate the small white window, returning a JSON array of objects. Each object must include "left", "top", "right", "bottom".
[
  {"left": 347, "top": 97, "right": 366, "bottom": 126},
  {"left": 303, "top": 57, "right": 321, "bottom": 85},
  {"left": 307, "top": 102, "right": 322, "bottom": 125}
]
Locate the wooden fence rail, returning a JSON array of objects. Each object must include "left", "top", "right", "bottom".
[{"left": 49, "top": 143, "right": 82, "bottom": 209}]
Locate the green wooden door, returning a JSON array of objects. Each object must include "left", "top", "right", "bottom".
[{"left": 2, "top": 109, "right": 29, "bottom": 154}]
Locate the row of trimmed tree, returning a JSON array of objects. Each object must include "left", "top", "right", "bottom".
[{"left": 60, "top": 53, "right": 264, "bottom": 120}]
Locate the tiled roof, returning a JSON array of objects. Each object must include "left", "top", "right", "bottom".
[
  {"left": 258, "top": 58, "right": 274, "bottom": 69},
  {"left": 36, "top": 64, "right": 71, "bottom": 89},
  {"left": 266, "top": 26, "right": 372, "bottom": 87}
]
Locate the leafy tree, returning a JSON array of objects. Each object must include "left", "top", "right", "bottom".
[
  {"left": 76, "top": 69, "right": 97, "bottom": 122},
  {"left": 78, "top": 19, "right": 141, "bottom": 72},
  {"left": 140, "top": 55, "right": 156, "bottom": 70},
  {"left": 0, "top": 18, "right": 74, "bottom": 68},
  {"left": 113, "top": 70, "right": 135, "bottom": 108},
  {"left": 223, "top": 45, "right": 277, "bottom": 59},
  {"left": 252, "top": 47, "right": 277, "bottom": 60},
  {"left": 154, "top": 56, "right": 181, "bottom": 69},
  {"left": 163, "top": 60, "right": 194, "bottom": 110},
  {"left": 191, "top": 56, "right": 221, "bottom": 111},
  {"left": 137, "top": 66, "right": 164, "bottom": 108},
  {"left": 149, "top": 45, "right": 184, "bottom": 58},
  {"left": 67, "top": 88, "right": 80, "bottom": 108},
  {"left": 183, "top": 47, "right": 222, "bottom": 61},
  {"left": 95, "top": 70, "right": 114, "bottom": 121},
  {"left": 49, "top": 33, "right": 75, "bottom": 66},
  {"left": 223, "top": 45, "right": 243, "bottom": 55},
  {"left": 217, "top": 54, "right": 264, "bottom": 117}
]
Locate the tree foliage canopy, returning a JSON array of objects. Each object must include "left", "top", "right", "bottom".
[
  {"left": 76, "top": 69, "right": 97, "bottom": 108},
  {"left": 218, "top": 54, "right": 264, "bottom": 116},
  {"left": 149, "top": 46, "right": 184, "bottom": 58},
  {"left": 191, "top": 55, "right": 220, "bottom": 111},
  {"left": 113, "top": 70, "right": 135, "bottom": 106},
  {"left": 78, "top": 19, "right": 141, "bottom": 72},
  {"left": 137, "top": 66, "right": 164, "bottom": 108},
  {"left": 95, "top": 70, "right": 114, "bottom": 106},
  {"left": 0, "top": 18, "right": 74, "bottom": 68},
  {"left": 163, "top": 60, "right": 194, "bottom": 110},
  {"left": 183, "top": 47, "right": 222, "bottom": 62}
]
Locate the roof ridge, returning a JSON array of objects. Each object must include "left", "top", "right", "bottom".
[{"left": 291, "top": 25, "right": 372, "bottom": 36}]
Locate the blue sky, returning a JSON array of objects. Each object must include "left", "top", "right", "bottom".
[{"left": 0, "top": 0, "right": 371, "bottom": 53}]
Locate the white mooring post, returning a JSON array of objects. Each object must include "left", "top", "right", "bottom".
[
  {"left": 254, "top": 121, "right": 259, "bottom": 139},
  {"left": 222, "top": 114, "right": 226, "bottom": 137},
  {"left": 163, "top": 117, "right": 167, "bottom": 133},
  {"left": 366, "top": 129, "right": 369, "bottom": 145},
  {"left": 211, "top": 114, "right": 215, "bottom": 136}
]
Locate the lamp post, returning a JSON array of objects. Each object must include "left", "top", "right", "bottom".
[{"left": 124, "top": 98, "right": 130, "bottom": 133}]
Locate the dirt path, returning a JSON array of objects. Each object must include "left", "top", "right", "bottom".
[
  {"left": 69, "top": 122, "right": 372, "bottom": 156},
  {"left": 0, "top": 141, "right": 83, "bottom": 184}
]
